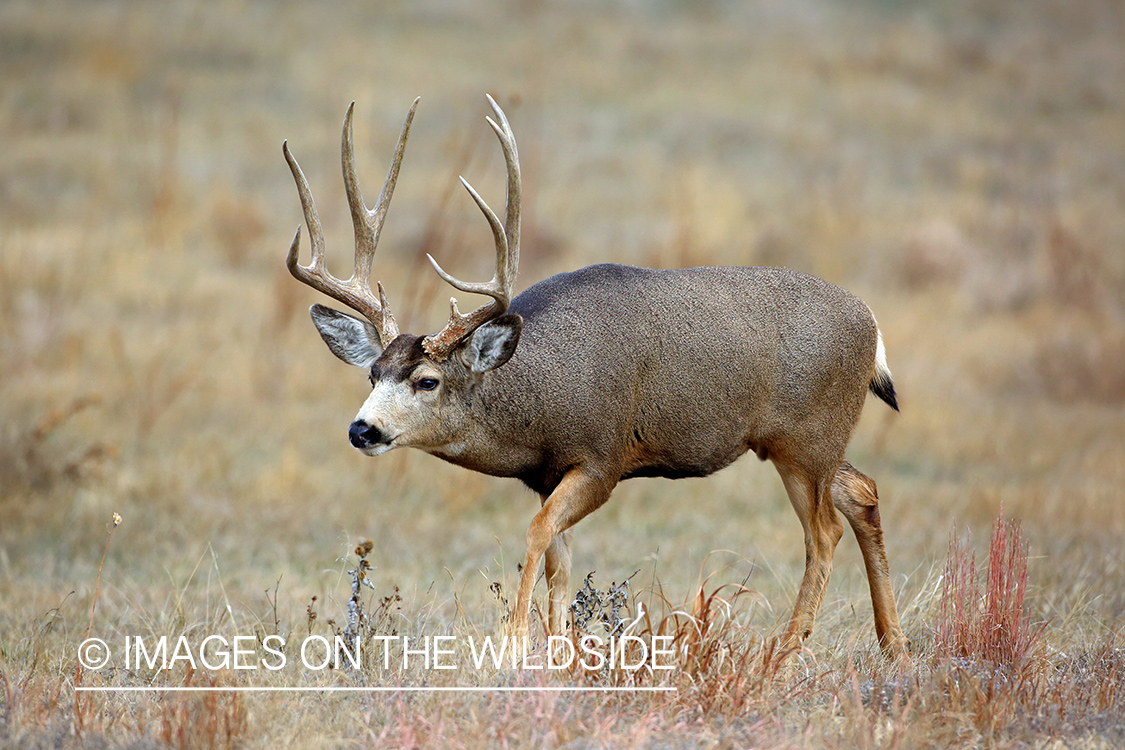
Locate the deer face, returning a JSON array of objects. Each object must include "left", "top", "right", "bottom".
[{"left": 309, "top": 304, "right": 521, "bottom": 456}]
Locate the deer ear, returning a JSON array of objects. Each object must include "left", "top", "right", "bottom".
[
  {"left": 461, "top": 313, "right": 522, "bottom": 373},
  {"left": 310, "top": 304, "right": 384, "bottom": 368}
]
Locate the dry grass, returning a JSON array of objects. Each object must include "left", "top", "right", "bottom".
[
  {"left": 3, "top": 0, "right": 1125, "bottom": 746},
  {"left": 935, "top": 513, "right": 1042, "bottom": 669}
]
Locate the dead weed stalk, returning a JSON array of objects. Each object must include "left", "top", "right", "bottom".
[{"left": 73, "top": 511, "right": 122, "bottom": 737}]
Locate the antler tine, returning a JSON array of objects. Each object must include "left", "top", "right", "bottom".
[
  {"left": 284, "top": 140, "right": 327, "bottom": 279},
  {"left": 285, "top": 100, "right": 418, "bottom": 347},
  {"left": 344, "top": 98, "right": 418, "bottom": 293},
  {"left": 423, "top": 96, "right": 521, "bottom": 360},
  {"left": 425, "top": 176, "right": 507, "bottom": 298},
  {"left": 485, "top": 93, "right": 521, "bottom": 286}
]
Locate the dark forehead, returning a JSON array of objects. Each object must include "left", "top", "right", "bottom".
[{"left": 371, "top": 334, "right": 428, "bottom": 382}]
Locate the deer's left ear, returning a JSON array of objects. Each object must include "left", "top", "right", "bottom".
[{"left": 460, "top": 313, "right": 522, "bottom": 373}]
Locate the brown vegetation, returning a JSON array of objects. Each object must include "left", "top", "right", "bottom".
[{"left": 2, "top": 0, "right": 1123, "bottom": 746}]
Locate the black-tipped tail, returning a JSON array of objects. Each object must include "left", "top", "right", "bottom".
[{"left": 870, "top": 372, "right": 899, "bottom": 411}]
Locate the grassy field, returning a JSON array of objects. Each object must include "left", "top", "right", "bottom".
[{"left": 2, "top": 0, "right": 1124, "bottom": 746}]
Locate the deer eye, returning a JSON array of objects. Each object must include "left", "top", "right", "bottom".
[{"left": 415, "top": 377, "right": 439, "bottom": 392}]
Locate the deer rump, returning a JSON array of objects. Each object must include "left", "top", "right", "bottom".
[{"left": 448, "top": 262, "right": 888, "bottom": 497}]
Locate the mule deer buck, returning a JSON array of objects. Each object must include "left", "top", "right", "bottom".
[{"left": 283, "top": 96, "right": 908, "bottom": 657}]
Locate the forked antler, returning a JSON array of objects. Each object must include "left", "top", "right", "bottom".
[
  {"left": 422, "top": 95, "right": 521, "bottom": 359},
  {"left": 284, "top": 99, "right": 419, "bottom": 348}
]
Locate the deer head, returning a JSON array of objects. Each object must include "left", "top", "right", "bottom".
[{"left": 284, "top": 96, "right": 523, "bottom": 456}]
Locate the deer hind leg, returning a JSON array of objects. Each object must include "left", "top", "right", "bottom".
[
  {"left": 775, "top": 462, "right": 845, "bottom": 652},
  {"left": 831, "top": 461, "right": 909, "bottom": 658},
  {"left": 509, "top": 470, "right": 612, "bottom": 640}
]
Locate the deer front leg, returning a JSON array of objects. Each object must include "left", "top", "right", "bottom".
[
  {"left": 508, "top": 470, "right": 612, "bottom": 641},
  {"left": 832, "top": 461, "right": 909, "bottom": 658}
]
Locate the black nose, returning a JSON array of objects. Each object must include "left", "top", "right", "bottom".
[{"left": 349, "top": 420, "right": 385, "bottom": 449}]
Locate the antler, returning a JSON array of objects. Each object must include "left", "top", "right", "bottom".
[
  {"left": 284, "top": 98, "right": 419, "bottom": 348},
  {"left": 422, "top": 95, "right": 521, "bottom": 360}
]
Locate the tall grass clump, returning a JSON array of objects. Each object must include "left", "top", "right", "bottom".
[{"left": 935, "top": 510, "right": 1044, "bottom": 670}]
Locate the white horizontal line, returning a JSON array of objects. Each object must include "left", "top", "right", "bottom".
[{"left": 76, "top": 685, "right": 676, "bottom": 693}]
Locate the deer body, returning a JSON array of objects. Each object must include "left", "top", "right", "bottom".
[
  {"left": 415, "top": 263, "right": 878, "bottom": 493},
  {"left": 284, "top": 97, "right": 908, "bottom": 658}
]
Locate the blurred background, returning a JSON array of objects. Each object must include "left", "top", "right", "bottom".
[{"left": 1, "top": 0, "right": 1123, "bottom": 652}]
